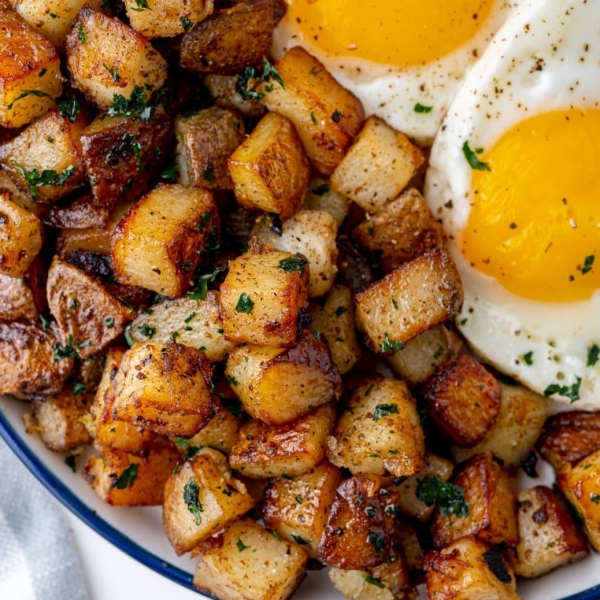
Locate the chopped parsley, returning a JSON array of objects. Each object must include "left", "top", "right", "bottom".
[
  {"left": 364, "top": 383, "right": 375, "bottom": 396},
  {"left": 52, "top": 335, "right": 83, "bottom": 361},
  {"left": 114, "top": 464, "right": 138, "bottom": 489},
  {"left": 588, "top": 344, "right": 600, "bottom": 367},
  {"left": 108, "top": 86, "right": 155, "bottom": 123},
  {"left": 72, "top": 382, "right": 86, "bottom": 395},
  {"left": 311, "top": 183, "right": 330, "bottom": 196},
  {"left": 236, "top": 538, "right": 250, "bottom": 551},
  {"left": 544, "top": 377, "right": 582, "bottom": 403},
  {"left": 235, "top": 293, "right": 254, "bottom": 314},
  {"left": 522, "top": 351, "right": 534, "bottom": 365},
  {"left": 130, "top": 0, "right": 151, "bottom": 12},
  {"left": 188, "top": 267, "right": 222, "bottom": 301},
  {"left": 183, "top": 477, "right": 203, "bottom": 526},
  {"left": 462, "top": 141, "right": 491, "bottom": 171},
  {"left": 221, "top": 396, "right": 243, "bottom": 418},
  {"left": 433, "top": 345, "right": 445, "bottom": 359},
  {"left": 160, "top": 161, "right": 179, "bottom": 182},
  {"left": 367, "top": 531, "right": 385, "bottom": 554},
  {"left": 335, "top": 306, "right": 347, "bottom": 317},
  {"left": 310, "top": 111, "right": 317, "bottom": 124},
  {"left": 105, "top": 316, "right": 115, "bottom": 329},
  {"left": 415, "top": 476, "right": 470, "bottom": 518},
  {"left": 56, "top": 94, "right": 80, "bottom": 123},
  {"left": 103, "top": 63, "right": 121, "bottom": 83},
  {"left": 278, "top": 255, "right": 310, "bottom": 276},
  {"left": 295, "top": 496, "right": 303, "bottom": 504},
  {"left": 184, "top": 312, "right": 196, "bottom": 324},
  {"left": 290, "top": 534, "right": 311, "bottom": 547},
  {"left": 582, "top": 254, "right": 595, "bottom": 275},
  {"left": 373, "top": 403, "right": 398, "bottom": 421},
  {"left": 414, "top": 103, "right": 433, "bottom": 113},
  {"left": 201, "top": 163, "right": 215, "bottom": 182},
  {"left": 379, "top": 332, "right": 404, "bottom": 353},
  {"left": 6, "top": 90, "right": 52, "bottom": 110},
  {"left": 331, "top": 110, "right": 343, "bottom": 122},
  {"left": 236, "top": 58, "right": 285, "bottom": 101},
  {"left": 591, "top": 493, "right": 600, "bottom": 504},
  {"left": 64, "top": 455, "right": 77, "bottom": 473},
  {"left": 10, "top": 162, "right": 76, "bottom": 200},
  {"left": 180, "top": 16, "right": 194, "bottom": 32},
  {"left": 364, "top": 575, "right": 385, "bottom": 589},
  {"left": 137, "top": 323, "right": 156, "bottom": 339},
  {"left": 226, "top": 375, "right": 239, "bottom": 387},
  {"left": 76, "top": 24, "right": 86, "bottom": 43}
]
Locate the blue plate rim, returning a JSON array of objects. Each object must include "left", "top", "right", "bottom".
[{"left": 1, "top": 404, "right": 599, "bottom": 600}]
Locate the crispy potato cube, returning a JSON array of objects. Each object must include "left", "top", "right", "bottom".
[
  {"left": 163, "top": 449, "right": 255, "bottom": 555},
  {"left": 47, "top": 257, "right": 133, "bottom": 359},
  {"left": 84, "top": 437, "right": 179, "bottom": 506},
  {"left": 0, "top": 322, "right": 73, "bottom": 397},
  {"left": 423, "top": 355, "right": 501, "bottom": 448},
  {"left": 0, "top": 271, "right": 39, "bottom": 321},
  {"left": 0, "top": 192, "right": 43, "bottom": 277},
  {"left": 204, "top": 74, "right": 266, "bottom": 119},
  {"left": 425, "top": 537, "right": 519, "bottom": 600},
  {"left": 219, "top": 250, "right": 309, "bottom": 348},
  {"left": 355, "top": 248, "right": 463, "bottom": 352},
  {"left": 225, "top": 332, "right": 341, "bottom": 425},
  {"left": 193, "top": 518, "right": 308, "bottom": 600},
  {"left": 453, "top": 383, "right": 547, "bottom": 467},
  {"left": 66, "top": 8, "right": 167, "bottom": 109},
  {"left": 228, "top": 111, "right": 310, "bottom": 220},
  {"left": 0, "top": 6, "right": 62, "bottom": 128},
  {"left": 262, "top": 461, "right": 342, "bottom": 558},
  {"left": 258, "top": 46, "right": 364, "bottom": 175},
  {"left": 431, "top": 452, "right": 519, "bottom": 549},
  {"left": 112, "top": 341, "right": 216, "bottom": 437},
  {"left": 176, "top": 107, "right": 245, "bottom": 190},
  {"left": 516, "top": 486, "right": 588, "bottom": 578},
  {"left": 326, "top": 378, "right": 424, "bottom": 478},
  {"left": 309, "top": 284, "right": 361, "bottom": 374},
  {"left": 229, "top": 404, "right": 336, "bottom": 479},
  {"left": 302, "top": 176, "right": 349, "bottom": 227},
  {"left": 112, "top": 184, "right": 219, "bottom": 297},
  {"left": 44, "top": 194, "right": 111, "bottom": 230},
  {"left": 126, "top": 0, "right": 213, "bottom": 39}
]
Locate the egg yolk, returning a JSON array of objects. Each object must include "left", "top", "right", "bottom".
[
  {"left": 464, "top": 109, "right": 600, "bottom": 303},
  {"left": 283, "top": 0, "right": 495, "bottom": 67}
]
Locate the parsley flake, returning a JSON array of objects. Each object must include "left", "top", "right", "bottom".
[
  {"left": 235, "top": 293, "right": 254, "bottom": 314},
  {"left": 103, "top": 63, "right": 121, "bottom": 83},
  {"left": 278, "top": 255, "right": 310, "bottom": 276},
  {"left": 373, "top": 403, "right": 398, "bottom": 421},
  {"left": 582, "top": 254, "right": 595, "bottom": 275},
  {"left": 130, "top": 0, "right": 151, "bottom": 12},
  {"left": 364, "top": 575, "right": 385, "bottom": 589},
  {"left": 462, "top": 141, "right": 491, "bottom": 171},
  {"left": 588, "top": 344, "right": 600, "bottom": 366},
  {"left": 76, "top": 24, "right": 86, "bottom": 43},
  {"left": 137, "top": 323, "right": 156, "bottom": 339},
  {"left": 522, "top": 351, "right": 534, "bottom": 365},
  {"left": 415, "top": 476, "right": 469, "bottom": 518},
  {"left": 55, "top": 94, "right": 80, "bottom": 123},
  {"left": 311, "top": 183, "right": 330, "bottom": 196},
  {"left": 379, "top": 332, "right": 404, "bottom": 353},
  {"left": 11, "top": 162, "right": 75, "bottom": 200},
  {"left": 236, "top": 538, "right": 250, "bottom": 551},
  {"left": 183, "top": 477, "right": 204, "bottom": 526},
  {"left": 414, "top": 103, "right": 433, "bottom": 113},
  {"left": 114, "top": 463, "right": 138, "bottom": 489},
  {"left": 72, "top": 382, "right": 86, "bottom": 395},
  {"left": 544, "top": 377, "right": 582, "bottom": 403},
  {"left": 180, "top": 16, "right": 194, "bottom": 32},
  {"left": 291, "top": 534, "right": 311, "bottom": 547}
]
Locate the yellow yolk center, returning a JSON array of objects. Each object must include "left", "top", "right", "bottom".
[
  {"left": 464, "top": 109, "right": 600, "bottom": 303},
  {"left": 283, "top": 0, "right": 495, "bottom": 67}
]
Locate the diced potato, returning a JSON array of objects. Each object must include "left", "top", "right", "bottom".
[
  {"left": 112, "top": 341, "right": 216, "bottom": 437},
  {"left": 326, "top": 377, "right": 424, "bottom": 478},
  {"left": 84, "top": 437, "right": 180, "bottom": 506},
  {"left": 431, "top": 452, "right": 519, "bottom": 550},
  {"left": 0, "top": 271, "right": 39, "bottom": 321},
  {"left": 355, "top": 249, "right": 463, "bottom": 352},
  {"left": 46, "top": 257, "right": 133, "bottom": 359},
  {"left": 423, "top": 355, "right": 501, "bottom": 448},
  {"left": 0, "top": 6, "right": 62, "bottom": 128},
  {"left": 204, "top": 74, "right": 266, "bottom": 119},
  {"left": 258, "top": 46, "right": 364, "bottom": 175},
  {"left": 229, "top": 404, "right": 336, "bottom": 478},
  {"left": 225, "top": 332, "right": 341, "bottom": 425},
  {"left": 425, "top": 536, "right": 519, "bottom": 600},
  {"left": 112, "top": 184, "right": 219, "bottom": 297},
  {"left": 309, "top": 284, "right": 361, "bottom": 374},
  {"left": 193, "top": 518, "right": 308, "bottom": 600},
  {"left": 44, "top": 194, "right": 111, "bottom": 230},
  {"left": 0, "top": 192, "right": 43, "bottom": 277},
  {"left": 262, "top": 461, "right": 342, "bottom": 558},
  {"left": 453, "top": 383, "right": 547, "bottom": 468},
  {"left": 176, "top": 107, "right": 245, "bottom": 190},
  {"left": 516, "top": 486, "right": 588, "bottom": 578},
  {"left": 66, "top": 8, "right": 167, "bottom": 109},
  {"left": 219, "top": 250, "right": 309, "bottom": 348},
  {"left": 0, "top": 169, "right": 37, "bottom": 213},
  {"left": 228, "top": 111, "right": 310, "bottom": 220},
  {"left": 163, "top": 449, "right": 255, "bottom": 555},
  {"left": 126, "top": 0, "right": 214, "bottom": 39},
  {"left": 302, "top": 176, "right": 349, "bottom": 228}
]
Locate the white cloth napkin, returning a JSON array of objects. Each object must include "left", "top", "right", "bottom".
[{"left": 0, "top": 437, "right": 90, "bottom": 600}]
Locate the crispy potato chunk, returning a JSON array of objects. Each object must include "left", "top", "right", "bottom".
[
  {"left": 228, "top": 111, "right": 310, "bottom": 220},
  {"left": 66, "top": 8, "right": 167, "bottom": 109},
  {"left": 219, "top": 250, "right": 309, "bottom": 348},
  {"left": 326, "top": 378, "right": 424, "bottom": 478},
  {"left": 355, "top": 249, "right": 463, "bottom": 352},
  {"left": 0, "top": 6, "right": 62, "bottom": 128},
  {"left": 516, "top": 486, "right": 588, "bottom": 578},
  {"left": 204, "top": 74, "right": 266, "bottom": 119},
  {"left": 258, "top": 46, "right": 364, "bottom": 175},
  {"left": 44, "top": 195, "right": 111, "bottom": 230},
  {"left": 163, "top": 449, "right": 255, "bottom": 555},
  {"left": 225, "top": 332, "right": 341, "bottom": 425},
  {"left": 424, "top": 355, "right": 501, "bottom": 448},
  {"left": 229, "top": 404, "right": 336, "bottom": 478},
  {"left": 112, "top": 341, "right": 216, "bottom": 437},
  {"left": 193, "top": 518, "right": 308, "bottom": 600},
  {"left": 112, "top": 184, "right": 219, "bottom": 297},
  {"left": 302, "top": 176, "right": 350, "bottom": 227},
  {"left": 0, "top": 271, "right": 39, "bottom": 321}
]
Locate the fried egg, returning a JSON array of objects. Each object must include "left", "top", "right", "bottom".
[
  {"left": 425, "top": 0, "right": 600, "bottom": 408},
  {"left": 273, "top": 0, "right": 520, "bottom": 145}
]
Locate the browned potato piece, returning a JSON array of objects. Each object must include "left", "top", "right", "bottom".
[
  {"left": 0, "top": 272, "right": 39, "bottom": 321},
  {"left": 395, "top": 520, "right": 425, "bottom": 577},
  {"left": 423, "top": 355, "right": 501, "bottom": 448},
  {"left": 225, "top": 332, "right": 341, "bottom": 425},
  {"left": 176, "top": 107, "right": 245, "bottom": 190},
  {"left": 355, "top": 248, "right": 463, "bottom": 352},
  {"left": 302, "top": 176, "right": 350, "bottom": 227},
  {"left": 0, "top": 192, "right": 43, "bottom": 277},
  {"left": 431, "top": 452, "right": 519, "bottom": 550},
  {"left": 262, "top": 461, "right": 342, "bottom": 558},
  {"left": 537, "top": 411, "right": 600, "bottom": 471},
  {"left": 46, "top": 257, "right": 133, "bottom": 359},
  {"left": 0, "top": 6, "right": 62, "bottom": 128},
  {"left": 425, "top": 537, "right": 519, "bottom": 600},
  {"left": 112, "top": 341, "right": 216, "bottom": 437},
  {"left": 228, "top": 111, "right": 310, "bottom": 220},
  {"left": 163, "top": 449, "right": 255, "bottom": 555},
  {"left": 126, "top": 0, "right": 214, "bottom": 39},
  {"left": 112, "top": 184, "right": 219, "bottom": 297},
  {"left": 84, "top": 437, "right": 180, "bottom": 506},
  {"left": 516, "top": 486, "right": 588, "bottom": 578},
  {"left": 326, "top": 378, "right": 425, "bottom": 478},
  {"left": 258, "top": 46, "right": 364, "bottom": 175},
  {"left": 66, "top": 8, "right": 167, "bottom": 109},
  {"left": 204, "top": 74, "right": 266, "bottom": 119},
  {"left": 229, "top": 404, "right": 336, "bottom": 478},
  {"left": 0, "top": 322, "right": 73, "bottom": 397},
  {"left": 193, "top": 518, "right": 308, "bottom": 600},
  {"left": 179, "top": 0, "right": 273, "bottom": 74},
  {"left": 44, "top": 195, "right": 111, "bottom": 230},
  {"left": 219, "top": 250, "right": 309, "bottom": 348}
]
